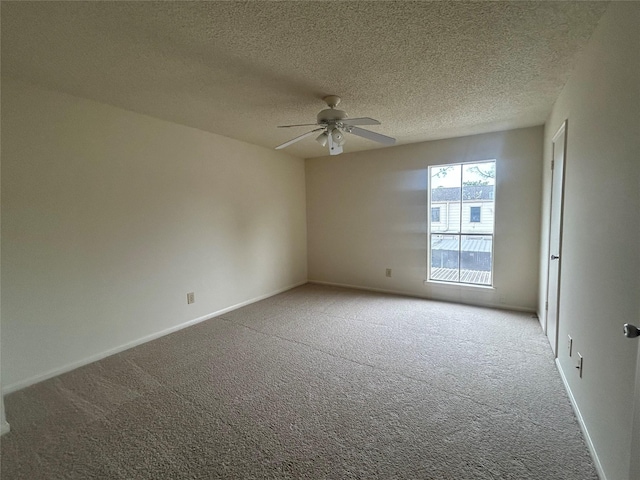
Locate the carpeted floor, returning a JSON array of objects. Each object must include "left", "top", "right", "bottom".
[{"left": 1, "top": 284, "right": 598, "bottom": 479}]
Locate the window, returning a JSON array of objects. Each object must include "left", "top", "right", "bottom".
[
  {"left": 431, "top": 207, "right": 441, "bottom": 222},
  {"left": 428, "top": 160, "right": 495, "bottom": 286},
  {"left": 470, "top": 206, "right": 481, "bottom": 223}
]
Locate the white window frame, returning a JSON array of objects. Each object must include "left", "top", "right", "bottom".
[{"left": 427, "top": 160, "right": 496, "bottom": 287}]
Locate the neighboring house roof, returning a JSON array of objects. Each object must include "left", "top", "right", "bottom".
[
  {"left": 432, "top": 237, "right": 493, "bottom": 253},
  {"left": 431, "top": 186, "right": 494, "bottom": 202}
]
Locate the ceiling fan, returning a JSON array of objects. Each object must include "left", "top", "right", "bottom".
[{"left": 275, "top": 95, "right": 396, "bottom": 155}]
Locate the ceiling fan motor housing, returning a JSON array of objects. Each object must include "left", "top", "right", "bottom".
[{"left": 317, "top": 108, "right": 347, "bottom": 124}]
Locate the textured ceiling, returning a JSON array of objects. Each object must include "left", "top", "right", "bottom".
[{"left": 1, "top": 1, "right": 608, "bottom": 158}]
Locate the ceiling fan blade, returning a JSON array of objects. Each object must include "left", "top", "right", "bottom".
[
  {"left": 346, "top": 126, "right": 396, "bottom": 145},
  {"left": 341, "top": 117, "right": 381, "bottom": 126},
  {"left": 275, "top": 128, "right": 324, "bottom": 150},
  {"left": 277, "top": 123, "right": 320, "bottom": 128}
]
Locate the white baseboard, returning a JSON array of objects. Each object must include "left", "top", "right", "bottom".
[
  {"left": 1, "top": 421, "right": 10, "bottom": 435},
  {"left": 308, "top": 279, "right": 536, "bottom": 313},
  {"left": 2, "top": 281, "right": 307, "bottom": 395},
  {"left": 555, "top": 358, "right": 607, "bottom": 480},
  {"left": 537, "top": 309, "right": 546, "bottom": 333}
]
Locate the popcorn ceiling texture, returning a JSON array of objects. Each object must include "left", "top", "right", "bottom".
[
  {"left": 1, "top": 1, "right": 608, "bottom": 158},
  {"left": 2, "top": 284, "right": 598, "bottom": 479}
]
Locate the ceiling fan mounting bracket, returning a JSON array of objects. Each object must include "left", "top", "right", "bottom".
[{"left": 323, "top": 95, "right": 341, "bottom": 108}]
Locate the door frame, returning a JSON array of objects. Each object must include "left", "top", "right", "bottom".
[
  {"left": 630, "top": 340, "right": 640, "bottom": 476},
  {"left": 544, "top": 120, "right": 568, "bottom": 356}
]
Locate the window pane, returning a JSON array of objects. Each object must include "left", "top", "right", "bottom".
[
  {"left": 430, "top": 164, "right": 461, "bottom": 233},
  {"left": 462, "top": 161, "right": 495, "bottom": 234},
  {"left": 462, "top": 161, "right": 495, "bottom": 189},
  {"left": 430, "top": 234, "right": 460, "bottom": 282},
  {"left": 460, "top": 235, "right": 492, "bottom": 285}
]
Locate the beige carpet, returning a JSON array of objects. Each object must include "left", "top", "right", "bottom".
[{"left": 1, "top": 284, "right": 598, "bottom": 479}]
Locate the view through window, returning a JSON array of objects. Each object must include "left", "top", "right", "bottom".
[{"left": 428, "top": 161, "right": 495, "bottom": 286}]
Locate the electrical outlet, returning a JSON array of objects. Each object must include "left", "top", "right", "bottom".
[
  {"left": 576, "top": 352, "right": 583, "bottom": 378},
  {"left": 385, "top": 268, "right": 392, "bottom": 278},
  {"left": 567, "top": 335, "right": 573, "bottom": 357},
  {"left": 187, "top": 292, "right": 195, "bottom": 304}
]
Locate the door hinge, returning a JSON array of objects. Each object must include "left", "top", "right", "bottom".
[
  {"left": 545, "top": 301, "right": 549, "bottom": 310},
  {"left": 551, "top": 160, "right": 555, "bottom": 170}
]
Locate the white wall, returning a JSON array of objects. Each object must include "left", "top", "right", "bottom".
[
  {"left": 306, "top": 126, "right": 543, "bottom": 311},
  {"left": 1, "top": 79, "right": 308, "bottom": 390},
  {"left": 538, "top": 4, "right": 640, "bottom": 480}
]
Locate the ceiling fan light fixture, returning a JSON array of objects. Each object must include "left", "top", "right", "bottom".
[
  {"left": 331, "top": 128, "right": 345, "bottom": 146},
  {"left": 316, "top": 132, "right": 329, "bottom": 147}
]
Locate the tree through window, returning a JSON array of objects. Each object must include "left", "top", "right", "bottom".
[{"left": 428, "top": 161, "right": 495, "bottom": 286}]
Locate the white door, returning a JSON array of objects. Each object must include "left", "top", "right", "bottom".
[{"left": 545, "top": 121, "right": 567, "bottom": 356}]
